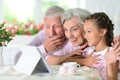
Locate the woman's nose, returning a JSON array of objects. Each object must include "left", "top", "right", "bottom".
[{"left": 69, "top": 32, "right": 74, "bottom": 38}]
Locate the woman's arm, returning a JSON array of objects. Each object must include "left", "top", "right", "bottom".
[{"left": 46, "top": 51, "right": 82, "bottom": 65}]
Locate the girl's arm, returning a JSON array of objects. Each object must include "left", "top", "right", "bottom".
[
  {"left": 113, "top": 61, "right": 119, "bottom": 80},
  {"left": 106, "top": 61, "right": 119, "bottom": 80},
  {"left": 105, "top": 42, "right": 120, "bottom": 80}
]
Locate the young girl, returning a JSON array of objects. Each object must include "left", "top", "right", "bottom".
[{"left": 83, "top": 12, "right": 120, "bottom": 80}]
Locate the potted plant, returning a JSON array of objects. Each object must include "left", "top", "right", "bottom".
[{"left": 0, "top": 23, "right": 16, "bottom": 67}]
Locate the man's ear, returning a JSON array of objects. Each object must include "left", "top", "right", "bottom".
[{"left": 100, "top": 29, "right": 107, "bottom": 36}]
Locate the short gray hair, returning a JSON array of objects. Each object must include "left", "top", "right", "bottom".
[
  {"left": 45, "top": 6, "right": 65, "bottom": 17},
  {"left": 61, "top": 8, "right": 91, "bottom": 26}
]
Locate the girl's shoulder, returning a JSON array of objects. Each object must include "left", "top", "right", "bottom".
[{"left": 83, "top": 46, "right": 112, "bottom": 56}]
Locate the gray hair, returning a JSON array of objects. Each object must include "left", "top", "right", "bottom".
[
  {"left": 45, "top": 6, "right": 65, "bottom": 17},
  {"left": 61, "top": 8, "right": 91, "bottom": 26}
]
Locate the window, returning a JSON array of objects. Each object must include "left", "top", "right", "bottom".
[
  {"left": 3, "top": 0, "right": 80, "bottom": 23},
  {"left": 4, "top": 0, "right": 35, "bottom": 23}
]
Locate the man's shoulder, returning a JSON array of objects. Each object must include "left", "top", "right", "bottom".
[
  {"left": 37, "top": 29, "right": 46, "bottom": 36},
  {"left": 36, "top": 29, "right": 46, "bottom": 41}
]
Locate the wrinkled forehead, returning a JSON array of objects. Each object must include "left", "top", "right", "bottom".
[
  {"left": 44, "top": 16, "right": 62, "bottom": 25},
  {"left": 63, "top": 17, "right": 83, "bottom": 29}
]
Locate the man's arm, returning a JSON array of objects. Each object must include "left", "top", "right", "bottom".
[
  {"left": 46, "top": 55, "right": 69, "bottom": 65},
  {"left": 28, "top": 30, "right": 46, "bottom": 46},
  {"left": 46, "top": 52, "right": 83, "bottom": 65}
]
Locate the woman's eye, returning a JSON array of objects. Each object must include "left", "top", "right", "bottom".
[
  {"left": 88, "top": 30, "right": 91, "bottom": 33},
  {"left": 72, "top": 28, "right": 78, "bottom": 31},
  {"left": 84, "top": 31, "right": 86, "bottom": 33},
  {"left": 64, "top": 29, "right": 68, "bottom": 32}
]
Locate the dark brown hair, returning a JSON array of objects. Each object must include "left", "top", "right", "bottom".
[{"left": 86, "top": 12, "right": 114, "bottom": 46}]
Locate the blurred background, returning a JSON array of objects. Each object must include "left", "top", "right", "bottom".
[{"left": 0, "top": 0, "right": 120, "bottom": 35}]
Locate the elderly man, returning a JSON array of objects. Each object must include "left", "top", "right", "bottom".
[
  {"left": 14, "top": 6, "right": 68, "bottom": 63},
  {"left": 29, "top": 6, "right": 66, "bottom": 56}
]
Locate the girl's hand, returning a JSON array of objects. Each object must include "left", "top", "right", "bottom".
[
  {"left": 113, "top": 35, "right": 120, "bottom": 43},
  {"left": 105, "top": 42, "right": 120, "bottom": 64}
]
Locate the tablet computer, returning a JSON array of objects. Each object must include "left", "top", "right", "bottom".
[{"left": 14, "top": 46, "right": 51, "bottom": 76}]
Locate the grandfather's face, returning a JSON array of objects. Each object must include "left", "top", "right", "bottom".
[
  {"left": 44, "top": 16, "right": 65, "bottom": 39},
  {"left": 63, "top": 17, "right": 85, "bottom": 46}
]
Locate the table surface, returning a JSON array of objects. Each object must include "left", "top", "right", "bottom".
[{"left": 0, "top": 65, "right": 102, "bottom": 80}]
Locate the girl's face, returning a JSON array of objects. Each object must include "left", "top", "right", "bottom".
[
  {"left": 63, "top": 17, "right": 84, "bottom": 46},
  {"left": 83, "top": 20, "right": 104, "bottom": 46}
]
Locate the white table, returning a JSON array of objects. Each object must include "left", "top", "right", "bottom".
[{"left": 0, "top": 65, "right": 102, "bottom": 80}]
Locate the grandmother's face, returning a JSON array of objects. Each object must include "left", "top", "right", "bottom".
[{"left": 63, "top": 17, "right": 85, "bottom": 46}]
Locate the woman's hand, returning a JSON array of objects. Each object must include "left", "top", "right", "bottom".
[{"left": 67, "top": 49, "right": 85, "bottom": 58}]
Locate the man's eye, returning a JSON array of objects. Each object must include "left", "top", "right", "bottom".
[
  {"left": 55, "top": 25, "right": 61, "bottom": 28},
  {"left": 45, "top": 26, "right": 50, "bottom": 28}
]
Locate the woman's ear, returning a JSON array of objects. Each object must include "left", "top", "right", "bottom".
[{"left": 100, "top": 29, "right": 107, "bottom": 36}]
